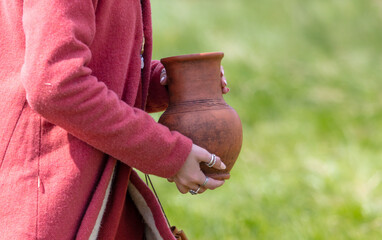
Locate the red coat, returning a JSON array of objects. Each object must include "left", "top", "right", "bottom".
[{"left": 0, "top": 0, "right": 192, "bottom": 239}]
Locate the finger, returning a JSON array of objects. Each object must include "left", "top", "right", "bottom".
[
  {"left": 222, "top": 87, "right": 230, "bottom": 94},
  {"left": 189, "top": 176, "right": 216, "bottom": 194},
  {"left": 194, "top": 145, "right": 226, "bottom": 170},
  {"left": 220, "top": 65, "right": 225, "bottom": 77},
  {"left": 173, "top": 172, "right": 204, "bottom": 193},
  {"left": 202, "top": 152, "right": 226, "bottom": 170},
  {"left": 185, "top": 179, "right": 202, "bottom": 191},
  {"left": 204, "top": 178, "right": 225, "bottom": 190},
  {"left": 175, "top": 182, "right": 189, "bottom": 194},
  {"left": 188, "top": 181, "right": 205, "bottom": 194},
  {"left": 197, "top": 186, "right": 207, "bottom": 194},
  {"left": 195, "top": 176, "right": 209, "bottom": 194},
  {"left": 185, "top": 172, "right": 207, "bottom": 190},
  {"left": 221, "top": 76, "right": 227, "bottom": 87},
  {"left": 160, "top": 75, "right": 167, "bottom": 85},
  {"left": 167, "top": 177, "right": 174, "bottom": 182},
  {"left": 211, "top": 155, "right": 226, "bottom": 170},
  {"left": 160, "top": 69, "right": 167, "bottom": 85}
]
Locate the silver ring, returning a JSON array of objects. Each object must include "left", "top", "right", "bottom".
[
  {"left": 189, "top": 186, "right": 201, "bottom": 195},
  {"left": 206, "top": 154, "right": 216, "bottom": 168},
  {"left": 201, "top": 177, "right": 209, "bottom": 187},
  {"left": 207, "top": 154, "right": 214, "bottom": 165}
]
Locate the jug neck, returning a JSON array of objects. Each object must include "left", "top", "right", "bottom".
[{"left": 161, "top": 53, "right": 224, "bottom": 103}]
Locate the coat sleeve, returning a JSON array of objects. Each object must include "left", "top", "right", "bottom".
[
  {"left": 145, "top": 60, "right": 169, "bottom": 113},
  {"left": 20, "top": 0, "right": 192, "bottom": 178}
]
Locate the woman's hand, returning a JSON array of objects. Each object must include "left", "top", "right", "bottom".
[
  {"left": 160, "top": 65, "right": 230, "bottom": 94},
  {"left": 168, "top": 144, "right": 226, "bottom": 194}
]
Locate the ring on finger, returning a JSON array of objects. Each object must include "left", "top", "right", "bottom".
[
  {"left": 189, "top": 186, "right": 201, "bottom": 195},
  {"left": 206, "top": 154, "right": 217, "bottom": 168},
  {"left": 201, "top": 177, "right": 209, "bottom": 187}
]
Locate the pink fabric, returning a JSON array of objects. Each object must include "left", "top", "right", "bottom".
[{"left": 0, "top": 0, "right": 192, "bottom": 239}]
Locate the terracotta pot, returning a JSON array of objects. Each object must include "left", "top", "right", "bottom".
[{"left": 159, "top": 52, "right": 242, "bottom": 180}]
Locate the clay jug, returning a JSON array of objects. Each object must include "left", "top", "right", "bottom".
[{"left": 159, "top": 52, "right": 242, "bottom": 180}]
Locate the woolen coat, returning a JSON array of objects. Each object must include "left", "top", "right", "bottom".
[{"left": 0, "top": 0, "right": 192, "bottom": 239}]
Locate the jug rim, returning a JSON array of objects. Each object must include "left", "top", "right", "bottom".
[{"left": 160, "top": 52, "right": 224, "bottom": 64}]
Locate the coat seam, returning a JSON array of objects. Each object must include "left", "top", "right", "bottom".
[
  {"left": 0, "top": 100, "right": 27, "bottom": 169},
  {"left": 35, "top": 116, "right": 42, "bottom": 239}
]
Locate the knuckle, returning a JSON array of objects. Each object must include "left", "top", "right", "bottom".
[
  {"left": 176, "top": 185, "right": 188, "bottom": 194},
  {"left": 180, "top": 189, "right": 188, "bottom": 194},
  {"left": 178, "top": 178, "right": 187, "bottom": 186},
  {"left": 191, "top": 174, "right": 203, "bottom": 184},
  {"left": 201, "top": 147, "right": 209, "bottom": 156},
  {"left": 189, "top": 176, "right": 198, "bottom": 184}
]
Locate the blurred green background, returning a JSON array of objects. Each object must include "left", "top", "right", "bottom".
[{"left": 145, "top": 0, "right": 382, "bottom": 239}]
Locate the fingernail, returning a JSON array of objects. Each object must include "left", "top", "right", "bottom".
[
  {"left": 160, "top": 76, "right": 165, "bottom": 83},
  {"left": 223, "top": 79, "right": 227, "bottom": 86},
  {"left": 221, "top": 162, "right": 226, "bottom": 169}
]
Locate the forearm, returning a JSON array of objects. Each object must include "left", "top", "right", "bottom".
[{"left": 21, "top": 0, "right": 192, "bottom": 178}]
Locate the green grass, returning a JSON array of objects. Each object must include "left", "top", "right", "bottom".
[{"left": 143, "top": 0, "right": 382, "bottom": 239}]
